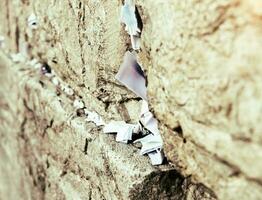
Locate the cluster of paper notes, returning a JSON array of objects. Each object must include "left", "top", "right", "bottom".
[
  {"left": 104, "top": 50, "right": 165, "bottom": 165},
  {"left": 103, "top": 0, "right": 165, "bottom": 165},
  {"left": 3, "top": 6, "right": 165, "bottom": 166}
]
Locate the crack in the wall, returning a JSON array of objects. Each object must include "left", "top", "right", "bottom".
[
  {"left": 5, "top": 0, "right": 11, "bottom": 37},
  {"left": 197, "top": 4, "right": 231, "bottom": 37},
  {"left": 42, "top": 119, "right": 54, "bottom": 137},
  {"left": 15, "top": 17, "right": 20, "bottom": 53},
  {"left": 77, "top": 0, "right": 86, "bottom": 67}
]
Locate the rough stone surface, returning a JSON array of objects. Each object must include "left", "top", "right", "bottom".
[
  {"left": 0, "top": 53, "right": 212, "bottom": 200},
  {"left": 0, "top": 0, "right": 262, "bottom": 199},
  {"left": 136, "top": 0, "right": 262, "bottom": 199}
]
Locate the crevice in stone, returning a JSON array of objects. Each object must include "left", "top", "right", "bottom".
[
  {"left": 129, "top": 169, "right": 216, "bottom": 200},
  {"left": 77, "top": 0, "right": 86, "bottom": 67},
  {"left": 172, "top": 125, "right": 184, "bottom": 138},
  {"left": 42, "top": 119, "right": 54, "bottom": 137},
  {"left": 135, "top": 6, "right": 143, "bottom": 34},
  {"left": 5, "top": 0, "right": 11, "bottom": 37},
  {"left": 15, "top": 17, "right": 20, "bottom": 53},
  {"left": 83, "top": 138, "right": 89, "bottom": 155}
]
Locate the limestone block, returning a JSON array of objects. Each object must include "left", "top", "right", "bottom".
[
  {"left": 0, "top": 0, "right": 139, "bottom": 123},
  {"left": 0, "top": 52, "right": 217, "bottom": 199},
  {"left": 135, "top": 0, "right": 262, "bottom": 199},
  {"left": 1, "top": 0, "right": 262, "bottom": 199}
]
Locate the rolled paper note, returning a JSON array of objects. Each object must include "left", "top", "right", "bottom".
[{"left": 104, "top": 121, "right": 135, "bottom": 143}]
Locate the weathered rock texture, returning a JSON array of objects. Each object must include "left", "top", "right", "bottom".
[
  {"left": 0, "top": 53, "right": 213, "bottom": 199},
  {"left": 0, "top": 0, "right": 262, "bottom": 199},
  {"left": 135, "top": 1, "right": 262, "bottom": 199}
]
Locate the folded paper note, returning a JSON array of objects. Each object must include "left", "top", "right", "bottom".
[
  {"left": 120, "top": 0, "right": 140, "bottom": 36},
  {"left": 120, "top": 0, "right": 141, "bottom": 50},
  {"left": 134, "top": 134, "right": 163, "bottom": 155},
  {"left": 115, "top": 51, "right": 147, "bottom": 100},
  {"left": 115, "top": 51, "right": 165, "bottom": 164},
  {"left": 103, "top": 121, "right": 136, "bottom": 143},
  {"left": 103, "top": 121, "right": 126, "bottom": 133},
  {"left": 140, "top": 100, "right": 160, "bottom": 135},
  {"left": 116, "top": 124, "right": 134, "bottom": 143},
  {"left": 148, "top": 149, "right": 164, "bottom": 166}
]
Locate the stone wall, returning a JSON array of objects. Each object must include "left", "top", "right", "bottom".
[
  {"left": 135, "top": 1, "right": 262, "bottom": 199},
  {"left": 0, "top": 0, "right": 262, "bottom": 199}
]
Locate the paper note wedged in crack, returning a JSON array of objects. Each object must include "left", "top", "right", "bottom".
[{"left": 115, "top": 51, "right": 147, "bottom": 100}]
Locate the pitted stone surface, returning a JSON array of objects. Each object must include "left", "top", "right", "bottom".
[
  {"left": 1, "top": 53, "right": 209, "bottom": 199},
  {"left": 1, "top": 0, "right": 262, "bottom": 199}
]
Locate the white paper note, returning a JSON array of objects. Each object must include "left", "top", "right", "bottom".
[
  {"left": 73, "top": 99, "right": 85, "bottom": 109},
  {"left": 148, "top": 149, "right": 164, "bottom": 166},
  {"left": 28, "top": 13, "right": 38, "bottom": 29},
  {"left": 85, "top": 111, "right": 105, "bottom": 126},
  {"left": 115, "top": 51, "right": 147, "bottom": 100},
  {"left": 134, "top": 134, "right": 163, "bottom": 155},
  {"left": 120, "top": 0, "right": 140, "bottom": 36},
  {"left": 115, "top": 124, "right": 133, "bottom": 143},
  {"left": 103, "top": 121, "right": 126, "bottom": 133},
  {"left": 104, "top": 121, "right": 136, "bottom": 143}
]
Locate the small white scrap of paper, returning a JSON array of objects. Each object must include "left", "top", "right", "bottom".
[
  {"left": 85, "top": 110, "right": 105, "bottom": 126},
  {"left": 73, "top": 99, "right": 85, "bottom": 109},
  {"left": 51, "top": 77, "right": 60, "bottom": 86},
  {"left": 140, "top": 100, "right": 160, "bottom": 135},
  {"left": 61, "top": 84, "right": 74, "bottom": 96},
  {"left": 120, "top": 0, "right": 140, "bottom": 36},
  {"left": 134, "top": 133, "right": 163, "bottom": 155},
  {"left": 28, "top": 13, "right": 38, "bottom": 29},
  {"left": 103, "top": 121, "right": 135, "bottom": 143}
]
